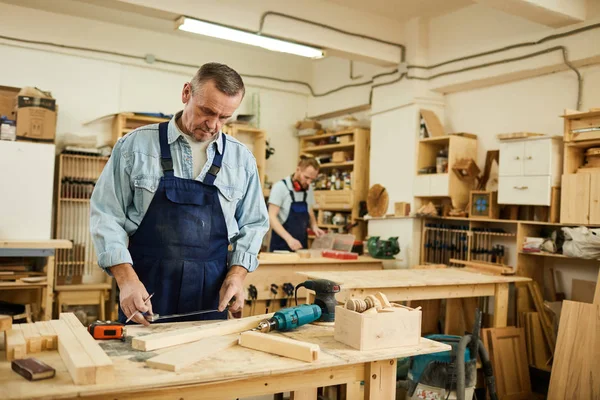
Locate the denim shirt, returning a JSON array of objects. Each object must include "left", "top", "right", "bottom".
[{"left": 90, "top": 113, "right": 269, "bottom": 273}]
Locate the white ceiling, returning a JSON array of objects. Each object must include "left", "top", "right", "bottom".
[{"left": 322, "top": 0, "right": 474, "bottom": 22}]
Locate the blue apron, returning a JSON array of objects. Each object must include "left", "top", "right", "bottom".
[
  {"left": 269, "top": 179, "right": 309, "bottom": 251},
  {"left": 118, "top": 122, "right": 229, "bottom": 323}
]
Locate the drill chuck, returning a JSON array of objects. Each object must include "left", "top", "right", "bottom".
[{"left": 255, "top": 304, "right": 322, "bottom": 333}]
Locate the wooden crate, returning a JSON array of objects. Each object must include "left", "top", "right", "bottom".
[
  {"left": 469, "top": 191, "right": 499, "bottom": 219},
  {"left": 314, "top": 190, "right": 353, "bottom": 210},
  {"left": 334, "top": 304, "right": 421, "bottom": 351}
]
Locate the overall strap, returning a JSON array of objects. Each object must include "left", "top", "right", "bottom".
[
  {"left": 284, "top": 179, "right": 308, "bottom": 202},
  {"left": 158, "top": 122, "right": 174, "bottom": 177},
  {"left": 203, "top": 133, "right": 227, "bottom": 186}
]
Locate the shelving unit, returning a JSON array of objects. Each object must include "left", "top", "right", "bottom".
[
  {"left": 111, "top": 112, "right": 169, "bottom": 145},
  {"left": 223, "top": 123, "right": 267, "bottom": 188},
  {"left": 299, "top": 128, "right": 370, "bottom": 240},
  {"left": 414, "top": 134, "right": 478, "bottom": 209},
  {"left": 54, "top": 154, "right": 111, "bottom": 319}
]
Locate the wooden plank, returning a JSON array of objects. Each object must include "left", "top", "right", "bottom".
[
  {"left": 132, "top": 314, "right": 272, "bottom": 351},
  {"left": 444, "top": 298, "right": 478, "bottom": 335},
  {"left": 528, "top": 313, "right": 552, "bottom": 369},
  {"left": 4, "top": 324, "right": 26, "bottom": 361},
  {"left": 527, "top": 281, "right": 556, "bottom": 353},
  {"left": 571, "top": 279, "right": 597, "bottom": 303},
  {"left": 420, "top": 109, "right": 444, "bottom": 137},
  {"left": 59, "top": 313, "right": 113, "bottom": 383},
  {"left": 493, "top": 283, "right": 509, "bottom": 328},
  {"left": 19, "top": 323, "right": 42, "bottom": 353},
  {"left": 34, "top": 321, "right": 57, "bottom": 350},
  {"left": 364, "top": 359, "right": 397, "bottom": 400},
  {"left": 0, "top": 240, "right": 72, "bottom": 249},
  {"left": 0, "top": 314, "right": 12, "bottom": 332},
  {"left": 595, "top": 269, "right": 600, "bottom": 305},
  {"left": 146, "top": 335, "right": 239, "bottom": 372},
  {"left": 497, "top": 132, "right": 545, "bottom": 140},
  {"left": 560, "top": 173, "right": 590, "bottom": 224},
  {"left": 449, "top": 259, "right": 514, "bottom": 275},
  {"left": 49, "top": 319, "right": 96, "bottom": 385},
  {"left": 548, "top": 301, "right": 600, "bottom": 400},
  {"left": 290, "top": 388, "right": 318, "bottom": 400},
  {"left": 239, "top": 331, "right": 320, "bottom": 363},
  {"left": 489, "top": 327, "right": 532, "bottom": 399}
]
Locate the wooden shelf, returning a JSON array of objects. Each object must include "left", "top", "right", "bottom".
[
  {"left": 519, "top": 251, "right": 598, "bottom": 261},
  {"left": 302, "top": 142, "right": 355, "bottom": 153},
  {"left": 55, "top": 283, "right": 112, "bottom": 291},
  {"left": 300, "top": 130, "right": 355, "bottom": 141},
  {"left": 318, "top": 224, "right": 344, "bottom": 229},
  {"left": 421, "top": 215, "right": 600, "bottom": 227},
  {"left": 419, "top": 136, "right": 451, "bottom": 143},
  {"left": 365, "top": 215, "right": 414, "bottom": 221},
  {"left": 318, "top": 161, "right": 354, "bottom": 169},
  {"left": 60, "top": 198, "right": 91, "bottom": 203}
]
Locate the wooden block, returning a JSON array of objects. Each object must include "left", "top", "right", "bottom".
[
  {"left": 35, "top": 321, "right": 57, "bottom": 350},
  {"left": 0, "top": 314, "right": 12, "bottom": 332},
  {"left": 146, "top": 335, "right": 239, "bottom": 372},
  {"left": 528, "top": 313, "right": 551, "bottom": 369},
  {"left": 4, "top": 325, "right": 26, "bottom": 361},
  {"left": 489, "top": 327, "right": 532, "bottom": 399},
  {"left": 132, "top": 314, "right": 272, "bottom": 351},
  {"left": 571, "top": 279, "right": 597, "bottom": 303},
  {"left": 59, "top": 313, "right": 113, "bottom": 383},
  {"left": 49, "top": 319, "right": 96, "bottom": 385},
  {"left": 375, "top": 292, "right": 392, "bottom": 308},
  {"left": 239, "top": 331, "right": 320, "bottom": 362},
  {"left": 20, "top": 323, "right": 43, "bottom": 353},
  {"left": 394, "top": 202, "right": 410, "bottom": 217},
  {"left": 548, "top": 301, "right": 600, "bottom": 400}
]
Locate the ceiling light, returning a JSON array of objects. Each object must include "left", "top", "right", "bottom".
[{"left": 176, "top": 16, "right": 324, "bottom": 59}]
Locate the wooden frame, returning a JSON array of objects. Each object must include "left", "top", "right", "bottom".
[{"left": 469, "top": 190, "right": 499, "bottom": 219}]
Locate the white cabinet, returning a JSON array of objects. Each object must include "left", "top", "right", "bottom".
[
  {"left": 413, "top": 174, "right": 449, "bottom": 197},
  {"left": 498, "top": 137, "right": 562, "bottom": 206}
]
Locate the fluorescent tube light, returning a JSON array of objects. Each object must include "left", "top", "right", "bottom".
[{"left": 176, "top": 16, "right": 324, "bottom": 59}]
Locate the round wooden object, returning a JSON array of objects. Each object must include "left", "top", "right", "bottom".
[{"left": 367, "top": 184, "right": 389, "bottom": 217}]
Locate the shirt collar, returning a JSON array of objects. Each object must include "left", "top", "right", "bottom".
[{"left": 169, "top": 111, "right": 223, "bottom": 154}]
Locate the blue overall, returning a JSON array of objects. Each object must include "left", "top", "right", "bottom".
[
  {"left": 118, "top": 122, "right": 229, "bottom": 323},
  {"left": 269, "top": 180, "right": 309, "bottom": 252}
]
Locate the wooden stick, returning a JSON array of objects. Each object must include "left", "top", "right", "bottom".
[
  {"left": 20, "top": 323, "right": 43, "bottom": 353},
  {"left": 132, "top": 314, "right": 272, "bottom": 351},
  {"left": 35, "top": 321, "right": 57, "bottom": 350},
  {"left": 239, "top": 331, "right": 320, "bottom": 362},
  {"left": 594, "top": 268, "right": 600, "bottom": 305},
  {"left": 50, "top": 319, "right": 96, "bottom": 385},
  {"left": 449, "top": 258, "right": 514, "bottom": 275},
  {"left": 0, "top": 314, "right": 12, "bottom": 332},
  {"left": 5, "top": 325, "right": 26, "bottom": 361},
  {"left": 146, "top": 335, "right": 239, "bottom": 372},
  {"left": 59, "top": 313, "right": 114, "bottom": 383}
]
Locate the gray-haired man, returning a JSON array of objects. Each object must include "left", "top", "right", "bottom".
[{"left": 91, "top": 63, "right": 269, "bottom": 325}]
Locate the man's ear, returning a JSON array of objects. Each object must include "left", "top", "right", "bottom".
[{"left": 182, "top": 83, "right": 191, "bottom": 104}]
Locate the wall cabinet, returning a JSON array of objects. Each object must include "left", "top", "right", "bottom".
[
  {"left": 498, "top": 137, "right": 562, "bottom": 206},
  {"left": 560, "top": 173, "right": 600, "bottom": 225}
]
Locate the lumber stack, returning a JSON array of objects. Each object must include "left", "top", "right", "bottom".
[{"left": 3, "top": 313, "right": 113, "bottom": 385}]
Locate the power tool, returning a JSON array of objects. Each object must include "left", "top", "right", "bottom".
[
  {"left": 294, "top": 279, "right": 340, "bottom": 322},
  {"left": 87, "top": 321, "right": 125, "bottom": 340},
  {"left": 251, "top": 304, "right": 322, "bottom": 333},
  {"left": 367, "top": 236, "right": 400, "bottom": 259}
]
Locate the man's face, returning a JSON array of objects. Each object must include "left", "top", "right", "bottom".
[
  {"left": 180, "top": 80, "right": 243, "bottom": 141},
  {"left": 295, "top": 166, "right": 318, "bottom": 189}
]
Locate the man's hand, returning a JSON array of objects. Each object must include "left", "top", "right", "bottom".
[
  {"left": 110, "top": 263, "right": 153, "bottom": 326},
  {"left": 286, "top": 237, "right": 303, "bottom": 251},
  {"left": 312, "top": 226, "right": 325, "bottom": 238},
  {"left": 218, "top": 266, "right": 247, "bottom": 315}
]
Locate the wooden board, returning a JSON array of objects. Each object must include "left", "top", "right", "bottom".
[
  {"left": 19, "top": 323, "right": 42, "bottom": 353},
  {"left": 0, "top": 240, "right": 72, "bottom": 249},
  {"left": 571, "top": 279, "right": 597, "bottom": 303},
  {"left": 420, "top": 109, "right": 444, "bottom": 137},
  {"left": 146, "top": 335, "right": 239, "bottom": 372},
  {"left": 34, "top": 321, "right": 57, "bottom": 350},
  {"left": 49, "top": 319, "right": 96, "bottom": 385},
  {"left": 449, "top": 259, "right": 513, "bottom": 275},
  {"left": 239, "top": 331, "right": 320, "bottom": 362},
  {"left": 59, "top": 313, "right": 113, "bottom": 383},
  {"left": 595, "top": 269, "right": 600, "bottom": 305},
  {"left": 0, "top": 315, "right": 11, "bottom": 332},
  {"left": 497, "top": 132, "right": 545, "bottom": 141},
  {"left": 367, "top": 184, "right": 389, "bottom": 217},
  {"left": 489, "top": 327, "right": 532, "bottom": 399},
  {"left": 4, "top": 324, "right": 26, "bottom": 361},
  {"left": 527, "top": 281, "right": 556, "bottom": 353},
  {"left": 527, "top": 312, "right": 551, "bottom": 370},
  {"left": 132, "top": 314, "right": 272, "bottom": 351},
  {"left": 548, "top": 301, "right": 600, "bottom": 400}
]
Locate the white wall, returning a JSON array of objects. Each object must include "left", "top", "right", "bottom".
[{"left": 0, "top": 2, "right": 312, "bottom": 182}]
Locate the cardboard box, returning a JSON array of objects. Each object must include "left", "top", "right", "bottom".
[
  {"left": 332, "top": 151, "right": 348, "bottom": 163},
  {"left": 16, "top": 87, "right": 57, "bottom": 142},
  {"left": 0, "top": 86, "right": 19, "bottom": 120},
  {"left": 334, "top": 304, "right": 421, "bottom": 350}
]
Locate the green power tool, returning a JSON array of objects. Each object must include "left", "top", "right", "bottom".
[
  {"left": 251, "top": 304, "right": 322, "bottom": 333},
  {"left": 367, "top": 236, "right": 400, "bottom": 259}
]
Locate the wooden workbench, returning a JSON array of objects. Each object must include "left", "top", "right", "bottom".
[
  {"left": 0, "top": 240, "right": 72, "bottom": 320},
  {"left": 298, "top": 268, "right": 531, "bottom": 328},
  {"left": 0, "top": 320, "right": 450, "bottom": 399},
  {"left": 244, "top": 254, "right": 383, "bottom": 315}
]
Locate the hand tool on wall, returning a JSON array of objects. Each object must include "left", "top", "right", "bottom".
[
  {"left": 282, "top": 282, "right": 294, "bottom": 307},
  {"left": 246, "top": 284, "right": 258, "bottom": 316}
]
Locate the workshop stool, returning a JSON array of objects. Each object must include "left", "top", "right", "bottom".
[{"left": 55, "top": 289, "right": 107, "bottom": 320}]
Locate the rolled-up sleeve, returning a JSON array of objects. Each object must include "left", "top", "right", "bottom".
[
  {"left": 229, "top": 165, "right": 269, "bottom": 272},
  {"left": 90, "top": 141, "right": 133, "bottom": 274}
]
